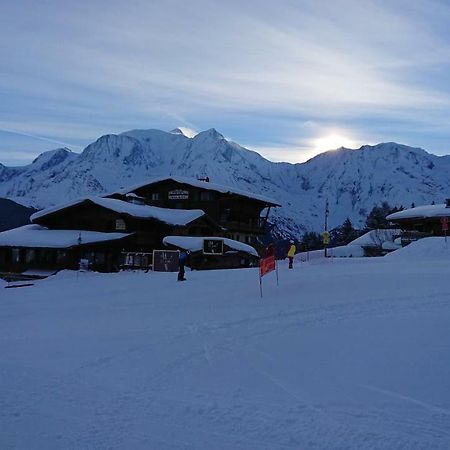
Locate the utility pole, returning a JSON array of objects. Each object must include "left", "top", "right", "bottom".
[{"left": 323, "top": 199, "right": 330, "bottom": 257}]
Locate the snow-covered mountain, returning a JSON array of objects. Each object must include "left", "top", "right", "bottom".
[{"left": 1, "top": 128, "right": 450, "bottom": 236}]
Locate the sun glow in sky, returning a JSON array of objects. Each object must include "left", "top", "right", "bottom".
[{"left": 312, "top": 134, "right": 359, "bottom": 152}]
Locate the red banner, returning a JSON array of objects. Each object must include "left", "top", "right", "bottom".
[{"left": 260, "top": 255, "right": 276, "bottom": 277}]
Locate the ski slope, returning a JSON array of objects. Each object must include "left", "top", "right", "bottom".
[{"left": 1, "top": 249, "right": 450, "bottom": 449}]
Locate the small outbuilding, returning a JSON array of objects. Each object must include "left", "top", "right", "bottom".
[
  {"left": 386, "top": 200, "right": 450, "bottom": 245},
  {"left": 163, "top": 236, "right": 260, "bottom": 270}
]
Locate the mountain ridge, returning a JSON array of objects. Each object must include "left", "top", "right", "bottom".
[{"left": 1, "top": 129, "right": 449, "bottom": 236}]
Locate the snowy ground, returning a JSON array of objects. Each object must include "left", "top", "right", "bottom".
[{"left": 1, "top": 243, "right": 450, "bottom": 449}]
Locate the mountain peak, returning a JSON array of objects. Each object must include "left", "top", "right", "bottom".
[
  {"left": 194, "top": 128, "right": 224, "bottom": 141},
  {"left": 31, "top": 147, "right": 74, "bottom": 167}
]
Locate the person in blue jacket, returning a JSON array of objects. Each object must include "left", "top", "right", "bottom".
[{"left": 178, "top": 249, "right": 189, "bottom": 281}]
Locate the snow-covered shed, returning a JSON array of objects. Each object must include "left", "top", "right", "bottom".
[{"left": 163, "top": 236, "right": 260, "bottom": 270}]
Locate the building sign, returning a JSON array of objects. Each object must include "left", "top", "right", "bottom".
[
  {"left": 168, "top": 189, "right": 189, "bottom": 200},
  {"left": 153, "top": 250, "right": 179, "bottom": 272},
  {"left": 121, "top": 252, "right": 153, "bottom": 269},
  {"left": 322, "top": 231, "right": 330, "bottom": 245},
  {"left": 203, "top": 239, "right": 224, "bottom": 255},
  {"left": 115, "top": 218, "right": 126, "bottom": 231}
]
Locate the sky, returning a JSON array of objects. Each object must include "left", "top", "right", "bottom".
[{"left": 1, "top": 0, "right": 450, "bottom": 165}]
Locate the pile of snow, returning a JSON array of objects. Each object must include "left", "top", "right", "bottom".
[
  {"left": 387, "top": 237, "right": 450, "bottom": 259},
  {"left": 0, "top": 224, "right": 130, "bottom": 248},
  {"left": 31, "top": 197, "right": 206, "bottom": 226},
  {"left": 297, "top": 244, "right": 364, "bottom": 261},
  {"left": 349, "top": 229, "right": 401, "bottom": 248},
  {"left": 2, "top": 257, "right": 450, "bottom": 449},
  {"left": 163, "top": 235, "right": 259, "bottom": 257},
  {"left": 329, "top": 244, "right": 365, "bottom": 257}
]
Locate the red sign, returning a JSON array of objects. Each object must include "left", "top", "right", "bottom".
[
  {"left": 260, "top": 256, "right": 276, "bottom": 277},
  {"left": 441, "top": 217, "right": 448, "bottom": 231}
]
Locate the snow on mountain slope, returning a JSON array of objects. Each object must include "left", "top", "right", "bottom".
[{"left": 1, "top": 129, "right": 450, "bottom": 236}]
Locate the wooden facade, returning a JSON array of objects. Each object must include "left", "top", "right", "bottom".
[
  {"left": 109, "top": 177, "right": 280, "bottom": 245},
  {"left": 0, "top": 238, "right": 131, "bottom": 275},
  {"left": 32, "top": 200, "right": 220, "bottom": 250}
]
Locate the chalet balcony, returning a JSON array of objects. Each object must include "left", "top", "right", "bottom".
[{"left": 219, "top": 217, "right": 268, "bottom": 234}]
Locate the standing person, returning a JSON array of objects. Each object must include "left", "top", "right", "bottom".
[
  {"left": 287, "top": 240, "right": 296, "bottom": 269},
  {"left": 265, "top": 243, "right": 275, "bottom": 258},
  {"left": 178, "top": 250, "right": 189, "bottom": 281}
]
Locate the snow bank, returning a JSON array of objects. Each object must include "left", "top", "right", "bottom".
[
  {"left": 330, "top": 244, "right": 365, "bottom": 257},
  {"left": 297, "top": 244, "right": 364, "bottom": 261},
  {"left": 349, "top": 229, "right": 401, "bottom": 247},
  {"left": 0, "top": 224, "right": 130, "bottom": 248},
  {"left": 163, "top": 235, "right": 259, "bottom": 257},
  {"left": 387, "top": 236, "right": 450, "bottom": 259},
  {"left": 31, "top": 197, "right": 206, "bottom": 226}
]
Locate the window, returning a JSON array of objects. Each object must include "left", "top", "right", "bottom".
[
  {"left": 200, "top": 191, "right": 214, "bottom": 201},
  {"left": 11, "top": 248, "right": 21, "bottom": 264},
  {"left": 151, "top": 192, "right": 160, "bottom": 201},
  {"left": 25, "top": 249, "right": 36, "bottom": 263},
  {"left": 56, "top": 251, "right": 67, "bottom": 263},
  {"left": 115, "top": 219, "right": 126, "bottom": 231}
]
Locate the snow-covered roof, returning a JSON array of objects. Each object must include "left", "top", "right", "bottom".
[
  {"left": 116, "top": 176, "right": 281, "bottom": 206},
  {"left": 163, "top": 236, "right": 259, "bottom": 257},
  {"left": 31, "top": 197, "right": 206, "bottom": 226},
  {"left": 0, "top": 224, "right": 131, "bottom": 248},
  {"left": 387, "top": 204, "right": 450, "bottom": 221}
]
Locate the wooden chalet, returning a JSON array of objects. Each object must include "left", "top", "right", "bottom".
[
  {"left": 0, "top": 177, "right": 280, "bottom": 274},
  {"left": 108, "top": 176, "right": 280, "bottom": 245},
  {"left": 0, "top": 196, "right": 220, "bottom": 274},
  {"left": 386, "top": 200, "right": 450, "bottom": 244}
]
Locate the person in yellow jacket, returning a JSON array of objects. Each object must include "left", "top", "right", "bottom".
[{"left": 287, "top": 240, "right": 296, "bottom": 269}]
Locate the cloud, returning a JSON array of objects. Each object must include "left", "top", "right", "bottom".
[{"left": 1, "top": 0, "right": 450, "bottom": 163}]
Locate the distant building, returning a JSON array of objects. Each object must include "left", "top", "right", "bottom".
[
  {"left": 0, "top": 177, "right": 279, "bottom": 274},
  {"left": 386, "top": 199, "right": 450, "bottom": 244}
]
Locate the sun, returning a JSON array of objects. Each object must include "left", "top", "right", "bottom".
[{"left": 313, "top": 134, "right": 355, "bottom": 152}]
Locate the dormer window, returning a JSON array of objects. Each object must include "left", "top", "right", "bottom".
[{"left": 125, "top": 193, "right": 145, "bottom": 205}]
